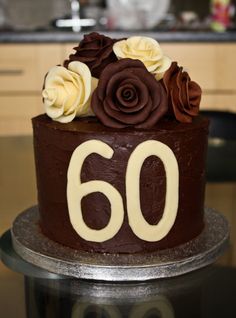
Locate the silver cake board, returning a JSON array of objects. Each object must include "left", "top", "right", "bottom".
[
  {"left": 10, "top": 206, "right": 229, "bottom": 282},
  {"left": 0, "top": 230, "right": 63, "bottom": 279}
]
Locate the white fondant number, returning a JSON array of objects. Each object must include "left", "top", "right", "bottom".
[
  {"left": 67, "top": 140, "right": 124, "bottom": 242},
  {"left": 126, "top": 141, "right": 179, "bottom": 242},
  {"left": 67, "top": 140, "right": 179, "bottom": 242}
]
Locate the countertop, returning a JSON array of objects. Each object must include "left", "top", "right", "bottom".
[{"left": 1, "top": 30, "right": 236, "bottom": 43}]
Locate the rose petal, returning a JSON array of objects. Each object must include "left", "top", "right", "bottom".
[
  {"left": 55, "top": 111, "right": 77, "bottom": 123},
  {"left": 76, "top": 77, "right": 98, "bottom": 117},
  {"left": 44, "top": 101, "right": 64, "bottom": 119},
  {"left": 116, "top": 84, "right": 137, "bottom": 104},
  {"left": 129, "top": 67, "right": 161, "bottom": 109},
  {"left": 116, "top": 78, "right": 148, "bottom": 110},
  {"left": 106, "top": 71, "right": 127, "bottom": 98},
  {"left": 68, "top": 61, "right": 92, "bottom": 105},
  {"left": 104, "top": 97, "right": 153, "bottom": 125},
  {"left": 171, "top": 90, "right": 192, "bottom": 123},
  {"left": 155, "top": 56, "right": 172, "bottom": 80},
  {"left": 136, "top": 84, "right": 168, "bottom": 129},
  {"left": 92, "top": 91, "right": 126, "bottom": 128},
  {"left": 106, "top": 94, "right": 120, "bottom": 111}
]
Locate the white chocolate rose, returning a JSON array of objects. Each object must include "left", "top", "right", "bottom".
[
  {"left": 43, "top": 61, "right": 98, "bottom": 123},
  {"left": 113, "top": 36, "right": 171, "bottom": 80},
  {"left": 154, "top": 55, "right": 172, "bottom": 81}
]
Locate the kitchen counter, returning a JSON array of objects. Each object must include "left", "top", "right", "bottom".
[{"left": 1, "top": 30, "right": 236, "bottom": 43}]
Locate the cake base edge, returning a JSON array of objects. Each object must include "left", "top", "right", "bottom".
[{"left": 11, "top": 206, "right": 229, "bottom": 282}]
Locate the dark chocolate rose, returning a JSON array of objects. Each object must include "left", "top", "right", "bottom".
[
  {"left": 163, "top": 62, "right": 201, "bottom": 123},
  {"left": 91, "top": 58, "right": 168, "bottom": 129},
  {"left": 63, "top": 32, "right": 118, "bottom": 78}
]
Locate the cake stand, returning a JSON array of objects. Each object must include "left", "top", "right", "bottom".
[{"left": 7, "top": 206, "right": 229, "bottom": 281}]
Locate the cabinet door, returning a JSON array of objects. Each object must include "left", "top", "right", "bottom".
[
  {"left": 0, "top": 95, "right": 42, "bottom": 135},
  {"left": 0, "top": 44, "right": 63, "bottom": 92},
  {"left": 62, "top": 43, "right": 78, "bottom": 63},
  {"left": 162, "top": 43, "right": 218, "bottom": 90},
  {"left": 162, "top": 43, "right": 236, "bottom": 112},
  {"left": 0, "top": 44, "right": 63, "bottom": 135}
]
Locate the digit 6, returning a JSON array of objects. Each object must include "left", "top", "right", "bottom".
[{"left": 67, "top": 140, "right": 124, "bottom": 242}]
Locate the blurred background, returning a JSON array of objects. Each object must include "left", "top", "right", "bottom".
[
  {"left": 0, "top": 0, "right": 236, "bottom": 32},
  {"left": 0, "top": 1, "right": 236, "bottom": 316},
  {"left": 0, "top": 0, "right": 235, "bottom": 134}
]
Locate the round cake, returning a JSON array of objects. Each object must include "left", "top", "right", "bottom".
[
  {"left": 33, "top": 32, "right": 209, "bottom": 254},
  {"left": 33, "top": 115, "right": 208, "bottom": 253}
]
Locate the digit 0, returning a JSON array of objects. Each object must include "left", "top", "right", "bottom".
[{"left": 126, "top": 140, "right": 179, "bottom": 242}]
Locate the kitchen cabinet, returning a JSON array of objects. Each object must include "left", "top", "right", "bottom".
[
  {"left": 162, "top": 43, "right": 236, "bottom": 114},
  {"left": 0, "top": 44, "right": 63, "bottom": 135},
  {"left": 0, "top": 42, "right": 235, "bottom": 135},
  {"left": 65, "top": 42, "right": 236, "bottom": 114}
]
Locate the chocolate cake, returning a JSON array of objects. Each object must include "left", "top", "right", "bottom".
[{"left": 32, "top": 32, "right": 209, "bottom": 254}]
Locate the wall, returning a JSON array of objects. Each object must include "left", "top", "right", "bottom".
[
  {"left": 1, "top": 0, "right": 236, "bottom": 30},
  {"left": 0, "top": 0, "right": 215, "bottom": 30},
  {"left": 2, "top": 0, "right": 70, "bottom": 30},
  {"left": 173, "top": 0, "right": 210, "bottom": 19}
]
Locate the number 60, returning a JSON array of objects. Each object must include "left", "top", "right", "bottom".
[{"left": 67, "top": 140, "right": 179, "bottom": 243}]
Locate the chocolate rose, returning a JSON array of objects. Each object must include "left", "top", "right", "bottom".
[
  {"left": 64, "top": 32, "right": 118, "bottom": 78},
  {"left": 163, "top": 62, "right": 201, "bottom": 123},
  {"left": 43, "top": 62, "right": 98, "bottom": 123},
  {"left": 91, "top": 59, "right": 168, "bottom": 129}
]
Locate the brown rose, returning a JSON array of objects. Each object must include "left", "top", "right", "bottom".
[
  {"left": 91, "top": 58, "right": 168, "bottom": 129},
  {"left": 63, "top": 32, "right": 118, "bottom": 78},
  {"left": 163, "top": 62, "right": 201, "bottom": 123}
]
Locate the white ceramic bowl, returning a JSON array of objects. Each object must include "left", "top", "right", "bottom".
[{"left": 106, "top": 0, "right": 170, "bottom": 30}]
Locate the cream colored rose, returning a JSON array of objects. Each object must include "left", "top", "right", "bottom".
[
  {"left": 113, "top": 36, "right": 171, "bottom": 80},
  {"left": 42, "top": 61, "right": 98, "bottom": 123}
]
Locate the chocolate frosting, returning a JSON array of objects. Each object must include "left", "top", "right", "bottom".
[
  {"left": 63, "top": 32, "right": 118, "bottom": 78},
  {"left": 163, "top": 62, "right": 201, "bottom": 123},
  {"left": 91, "top": 58, "right": 168, "bottom": 129},
  {"left": 32, "top": 114, "right": 209, "bottom": 254}
]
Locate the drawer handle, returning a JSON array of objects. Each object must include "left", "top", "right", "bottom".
[{"left": 0, "top": 69, "right": 24, "bottom": 76}]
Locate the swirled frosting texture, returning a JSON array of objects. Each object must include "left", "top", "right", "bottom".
[
  {"left": 91, "top": 58, "right": 168, "bottom": 129},
  {"left": 64, "top": 32, "right": 118, "bottom": 78},
  {"left": 43, "top": 61, "right": 97, "bottom": 123},
  {"left": 113, "top": 36, "right": 171, "bottom": 80},
  {"left": 163, "top": 62, "right": 201, "bottom": 123}
]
